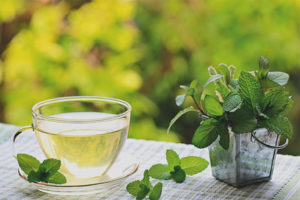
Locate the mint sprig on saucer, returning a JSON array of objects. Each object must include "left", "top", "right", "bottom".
[
  {"left": 126, "top": 170, "right": 163, "bottom": 200},
  {"left": 16, "top": 153, "right": 66, "bottom": 184}
]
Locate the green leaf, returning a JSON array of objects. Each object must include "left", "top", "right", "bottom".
[
  {"left": 203, "top": 95, "right": 224, "bottom": 117},
  {"left": 28, "top": 170, "right": 41, "bottom": 183},
  {"left": 47, "top": 171, "right": 67, "bottom": 184},
  {"left": 142, "top": 170, "right": 152, "bottom": 189},
  {"left": 258, "top": 56, "right": 270, "bottom": 79},
  {"left": 223, "top": 93, "right": 242, "bottom": 112},
  {"left": 180, "top": 156, "right": 209, "bottom": 175},
  {"left": 166, "top": 149, "right": 180, "bottom": 171},
  {"left": 170, "top": 166, "right": 186, "bottom": 183},
  {"left": 216, "top": 63, "right": 231, "bottom": 85},
  {"left": 268, "top": 72, "right": 289, "bottom": 86},
  {"left": 263, "top": 88, "right": 290, "bottom": 117},
  {"left": 229, "top": 79, "right": 239, "bottom": 91},
  {"left": 281, "top": 98, "right": 293, "bottom": 116},
  {"left": 149, "top": 182, "right": 163, "bottom": 200},
  {"left": 238, "top": 71, "right": 263, "bottom": 113},
  {"left": 228, "top": 104, "right": 257, "bottom": 133},
  {"left": 175, "top": 94, "right": 186, "bottom": 106},
  {"left": 167, "top": 106, "right": 199, "bottom": 134},
  {"left": 202, "top": 74, "right": 223, "bottom": 88},
  {"left": 192, "top": 118, "right": 219, "bottom": 148},
  {"left": 179, "top": 85, "right": 189, "bottom": 91},
  {"left": 136, "top": 184, "right": 150, "bottom": 200},
  {"left": 218, "top": 124, "right": 229, "bottom": 150},
  {"left": 256, "top": 105, "right": 269, "bottom": 119},
  {"left": 260, "top": 116, "right": 293, "bottom": 139},
  {"left": 149, "top": 164, "right": 171, "bottom": 180},
  {"left": 228, "top": 65, "right": 236, "bottom": 79},
  {"left": 126, "top": 180, "right": 142, "bottom": 197},
  {"left": 17, "top": 154, "right": 40, "bottom": 175},
  {"left": 39, "top": 159, "right": 61, "bottom": 177}
]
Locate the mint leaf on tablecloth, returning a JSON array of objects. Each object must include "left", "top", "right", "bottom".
[
  {"left": 136, "top": 184, "right": 150, "bottom": 200},
  {"left": 166, "top": 149, "right": 180, "bottom": 171},
  {"left": 126, "top": 180, "right": 142, "bottom": 196},
  {"left": 141, "top": 170, "right": 152, "bottom": 189},
  {"left": 170, "top": 166, "right": 186, "bottom": 183},
  {"left": 180, "top": 156, "right": 209, "bottom": 175},
  {"left": 149, "top": 182, "right": 163, "bottom": 200},
  {"left": 149, "top": 164, "right": 171, "bottom": 180},
  {"left": 17, "top": 154, "right": 40, "bottom": 175}
]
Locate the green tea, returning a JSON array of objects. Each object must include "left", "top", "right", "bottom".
[{"left": 35, "top": 112, "right": 128, "bottom": 179}]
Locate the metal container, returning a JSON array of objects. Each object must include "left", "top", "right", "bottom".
[{"left": 208, "top": 128, "right": 288, "bottom": 187}]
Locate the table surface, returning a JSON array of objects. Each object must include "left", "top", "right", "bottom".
[{"left": 0, "top": 123, "right": 300, "bottom": 200}]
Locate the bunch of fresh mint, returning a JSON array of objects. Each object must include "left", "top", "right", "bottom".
[
  {"left": 169, "top": 56, "right": 293, "bottom": 150},
  {"left": 126, "top": 149, "right": 208, "bottom": 199},
  {"left": 16, "top": 153, "right": 66, "bottom": 184}
]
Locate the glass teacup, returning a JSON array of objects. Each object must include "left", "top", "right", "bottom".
[{"left": 14, "top": 96, "right": 131, "bottom": 180}]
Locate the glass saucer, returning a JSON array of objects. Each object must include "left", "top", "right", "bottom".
[{"left": 18, "top": 153, "right": 139, "bottom": 195}]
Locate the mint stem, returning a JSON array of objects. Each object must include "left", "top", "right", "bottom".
[{"left": 192, "top": 96, "right": 204, "bottom": 114}]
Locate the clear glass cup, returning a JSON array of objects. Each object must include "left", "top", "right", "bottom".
[{"left": 14, "top": 96, "right": 131, "bottom": 180}]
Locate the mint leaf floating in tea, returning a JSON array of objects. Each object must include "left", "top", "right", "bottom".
[
  {"left": 149, "top": 149, "right": 208, "bottom": 183},
  {"left": 16, "top": 153, "right": 66, "bottom": 184},
  {"left": 126, "top": 170, "right": 162, "bottom": 200}
]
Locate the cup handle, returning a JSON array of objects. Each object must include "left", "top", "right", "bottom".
[
  {"left": 251, "top": 129, "right": 288, "bottom": 150},
  {"left": 12, "top": 125, "right": 33, "bottom": 157}
]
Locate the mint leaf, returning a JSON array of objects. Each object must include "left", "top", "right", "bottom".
[
  {"left": 166, "top": 149, "right": 180, "bottom": 171},
  {"left": 218, "top": 123, "right": 229, "bottom": 150},
  {"left": 239, "top": 71, "right": 263, "bottom": 113},
  {"left": 203, "top": 95, "right": 224, "bottom": 117},
  {"left": 228, "top": 65, "right": 236, "bottom": 79},
  {"left": 170, "top": 166, "right": 186, "bottom": 183},
  {"left": 216, "top": 63, "right": 231, "bottom": 84},
  {"left": 126, "top": 180, "right": 142, "bottom": 197},
  {"left": 281, "top": 98, "right": 293, "bottom": 116},
  {"left": 203, "top": 74, "right": 223, "bottom": 88},
  {"left": 142, "top": 170, "right": 152, "bottom": 189},
  {"left": 149, "top": 164, "right": 171, "bottom": 180},
  {"left": 229, "top": 79, "right": 239, "bottom": 91},
  {"left": 192, "top": 118, "right": 219, "bottom": 148},
  {"left": 258, "top": 56, "right": 270, "bottom": 79},
  {"left": 268, "top": 72, "right": 289, "bottom": 86},
  {"left": 167, "top": 106, "right": 199, "bottom": 134},
  {"left": 47, "top": 171, "right": 67, "bottom": 184},
  {"left": 149, "top": 182, "right": 163, "bottom": 200},
  {"left": 39, "top": 158, "right": 61, "bottom": 177},
  {"left": 223, "top": 93, "right": 242, "bottom": 112},
  {"left": 263, "top": 88, "right": 289, "bottom": 117},
  {"left": 180, "top": 156, "right": 209, "bottom": 175},
  {"left": 176, "top": 94, "right": 186, "bottom": 106},
  {"left": 17, "top": 154, "right": 40, "bottom": 175},
  {"left": 228, "top": 104, "right": 257, "bottom": 133},
  {"left": 260, "top": 116, "right": 293, "bottom": 139},
  {"left": 137, "top": 184, "right": 150, "bottom": 200},
  {"left": 28, "top": 170, "right": 41, "bottom": 183}
]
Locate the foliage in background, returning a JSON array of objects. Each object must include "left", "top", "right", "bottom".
[{"left": 0, "top": 0, "right": 299, "bottom": 154}]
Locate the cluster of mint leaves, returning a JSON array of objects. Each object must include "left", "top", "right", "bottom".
[
  {"left": 169, "top": 56, "right": 293, "bottom": 150},
  {"left": 126, "top": 149, "right": 208, "bottom": 199},
  {"left": 16, "top": 153, "right": 66, "bottom": 184}
]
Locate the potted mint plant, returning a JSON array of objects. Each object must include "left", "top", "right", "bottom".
[{"left": 168, "top": 57, "right": 293, "bottom": 187}]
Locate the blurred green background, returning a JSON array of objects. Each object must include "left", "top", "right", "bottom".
[{"left": 0, "top": 0, "right": 299, "bottom": 154}]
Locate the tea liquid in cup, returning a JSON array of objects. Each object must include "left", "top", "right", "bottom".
[{"left": 31, "top": 97, "right": 131, "bottom": 179}]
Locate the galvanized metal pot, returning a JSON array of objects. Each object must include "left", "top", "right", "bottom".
[{"left": 208, "top": 128, "right": 288, "bottom": 187}]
